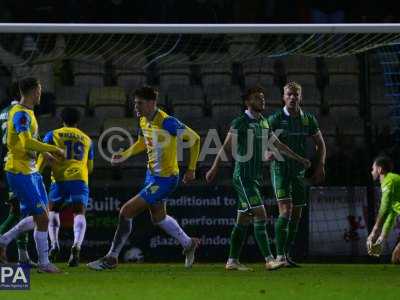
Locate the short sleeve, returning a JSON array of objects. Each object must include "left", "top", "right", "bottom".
[
  {"left": 308, "top": 114, "right": 320, "bottom": 136},
  {"left": 162, "top": 117, "right": 186, "bottom": 136},
  {"left": 13, "top": 111, "right": 31, "bottom": 133},
  {"left": 88, "top": 141, "right": 94, "bottom": 160},
  {"left": 267, "top": 113, "right": 279, "bottom": 131},
  {"left": 43, "top": 131, "right": 54, "bottom": 144}
]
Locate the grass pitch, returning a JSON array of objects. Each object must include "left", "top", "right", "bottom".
[{"left": 1, "top": 263, "right": 399, "bottom": 300}]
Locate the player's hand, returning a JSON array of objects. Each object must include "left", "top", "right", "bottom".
[
  {"left": 368, "top": 236, "right": 384, "bottom": 257},
  {"left": 111, "top": 153, "right": 125, "bottom": 166},
  {"left": 205, "top": 167, "right": 217, "bottom": 183},
  {"left": 43, "top": 152, "right": 58, "bottom": 165},
  {"left": 301, "top": 158, "right": 311, "bottom": 169},
  {"left": 264, "top": 151, "right": 276, "bottom": 161},
  {"left": 182, "top": 169, "right": 195, "bottom": 184},
  {"left": 53, "top": 148, "right": 66, "bottom": 160},
  {"left": 311, "top": 163, "right": 325, "bottom": 184}
]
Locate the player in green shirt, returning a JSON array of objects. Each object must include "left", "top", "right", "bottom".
[
  {"left": 367, "top": 156, "right": 400, "bottom": 263},
  {"left": 0, "top": 84, "right": 36, "bottom": 266},
  {"left": 206, "top": 86, "right": 311, "bottom": 271},
  {"left": 268, "top": 82, "right": 326, "bottom": 267}
]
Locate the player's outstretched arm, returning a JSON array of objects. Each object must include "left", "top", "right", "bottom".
[
  {"left": 181, "top": 126, "right": 201, "bottom": 183},
  {"left": 270, "top": 134, "right": 311, "bottom": 169},
  {"left": 19, "top": 131, "right": 64, "bottom": 158},
  {"left": 111, "top": 135, "right": 146, "bottom": 166},
  {"left": 205, "top": 130, "right": 232, "bottom": 183},
  {"left": 367, "top": 183, "right": 393, "bottom": 256}
]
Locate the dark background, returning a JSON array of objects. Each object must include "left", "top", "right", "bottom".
[{"left": 0, "top": 0, "right": 398, "bottom": 24}]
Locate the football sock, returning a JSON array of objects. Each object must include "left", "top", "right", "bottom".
[
  {"left": 286, "top": 218, "right": 299, "bottom": 257},
  {"left": 253, "top": 219, "right": 273, "bottom": 259},
  {"left": 0, "top": 216, "right": 34, "bottom": 247},
  {"left": 34, "top": 229, "right": 50, "bottom": 266},
  {"left": 228, "top": 224, "right": 248, "bottom": 260},
  {"left": 275, "top": 216, "right": 289, "bottom": 256},
  {"left": 48, "top": 211, "right": 60, "bottom": 249},
  {"left": 157, "top": 215, "right": 192, "bottom": 249},
  {"left": 107, "top": 215, "right": 132, "bottom": 258},
  {"left": 73, "top": 214, "right": 86, "bottom": 249},
  {"left": 0, "top": 212, "right": 19, "bottom": 234}
]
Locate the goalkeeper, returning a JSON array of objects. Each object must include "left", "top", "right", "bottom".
[{"left": 367, "top": 156, "right": 400, "bottom": 263}]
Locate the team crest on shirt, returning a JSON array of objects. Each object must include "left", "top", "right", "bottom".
[{"left": 150, "top": 185, "right": 159, "bottom": 194}]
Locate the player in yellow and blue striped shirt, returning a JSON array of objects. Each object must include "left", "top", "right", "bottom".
[
  {"left": 0, "top": 78, "right": 64, "bottom": 273},
  {"left": 37, "top": 107, "right": 94, "bottom": 267},
  {"left": 88, "top": 86, "right": 201, "bottom": 271}
]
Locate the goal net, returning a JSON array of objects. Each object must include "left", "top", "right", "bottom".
[{"left": 1, "top": 23, "right": 400, "bottom": 259}]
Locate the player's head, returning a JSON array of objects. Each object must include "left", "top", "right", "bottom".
[
  {"left": 283, "top": 81, "right": 302, "bottom": 110},
  {"left": 18, "top": 77, "right": 42, "bottom": 105},
  {"left": 61, "top": 107, "right": 81, "bottom": 127},
  {"left": 371, "top": 156, "right": 393, "bottom": 180},
  {"left": 133, "top": 86, "right": 158, "bottom": 118},
  {"left": 243, "top": 86, "right": 265, "bottom": 113}
]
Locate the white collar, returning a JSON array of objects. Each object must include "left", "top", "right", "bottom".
[
  {"left": 283, "top": 106, "right": 303, "bottom": 117},
  {"left": 245, "top": 109, "right": 258, "bottom": 120},
  {"left": 11, "top": 100, "right": 19, "bottom": 105}
]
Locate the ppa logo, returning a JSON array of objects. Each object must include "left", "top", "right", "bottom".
[{"left": 0, "top": 265, "right": 30, "bottom": 290}]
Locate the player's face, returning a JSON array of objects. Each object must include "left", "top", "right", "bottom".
[
  {"left": 134, "top": 97, "right": 155, "bottom": 118},
  {"left": 371, "top": 162, "right": 380, "bottom": 180},
  {"left": 283, "top": 87, "right": 301, "bottom": 110},
  {"left": 248, "top": 92, "right": 265, "bottom": 112}
]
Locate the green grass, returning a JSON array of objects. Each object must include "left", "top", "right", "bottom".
[{"left": 1, "top": 264, "right": 400, "bottom": 300}]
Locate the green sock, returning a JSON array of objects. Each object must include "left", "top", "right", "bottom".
[
  {"left": 253, "top": 220, "right": 272, "bottom": 258},
  {"left": 286, "top": 219, "right": 299, "bottom": 257},
  {"left": 274, "top": 216, "right": 289, "bottom": 256},
  {"left": 16, "top": 232, "right": 29, "bottom": 251},
  {"left": 228, "top": 224, "right": 248, "bottom": 259},
  {"left": 0, "top": 212, "right": 19, "bottom": 235}
]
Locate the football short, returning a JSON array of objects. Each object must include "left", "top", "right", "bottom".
[
  {"left": 6, "top": 172, "right": 48, "bottom": 216},
  {"left": 139, "top": 170, "right": 179, "bottom": 205},
  {"left": 270, "top": 167, "right": 308, "bottom": 207},
  {"left": 232, "top": 175, "right": 263, "bottom": 211},
  {"left": 48, "top": 180, "right": 89, "bottom": 207}
]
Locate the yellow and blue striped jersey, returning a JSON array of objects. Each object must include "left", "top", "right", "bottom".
[
  {"left": 43, "top": 127, "right": 94, "bottom": 184},
  {"left": 5, "top": 104, "right": 39, "bottom": 174},
  {"left": 140, "top": 109, "right": 194, "bottom": 177}
]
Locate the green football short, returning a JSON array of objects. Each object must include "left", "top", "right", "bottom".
[
  {"left": 2, "top": 172, "right": 17, "bottom": 205},
  {"left": 232, "top": 176, "right": 263, "bottom": 211},
  {"left": 270, "top": 167, "right": 308, "bottom": 207}
]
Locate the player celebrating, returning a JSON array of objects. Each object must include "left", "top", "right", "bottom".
[
  {"left": 87, "top": 86, "right": 201, "bottom": 270},
  {"left": 268, "top": 81, "right": 326, "bottom": 267},
  {"left": 37, "top": 107, "right": 94, "bottom": 267},
  {"left": 0, "top": 77, "right": 65, "bottom": 272},
  {"left": 0, "top": 83, "right": 36, "bottom": 266},
  {"left": 367, "top": 156, "right": 400, "bottom": 263},
  {"left": 205, "top": 86, "right": 311, "bottom": 271}
]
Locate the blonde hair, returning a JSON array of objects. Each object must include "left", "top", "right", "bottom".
[{"left": 284, "top": 81, "right": 302, "bottom": 92}]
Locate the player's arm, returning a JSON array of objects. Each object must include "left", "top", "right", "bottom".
[
  {"left": 87, "top": 141, "right": 95, "bottom": 174},
  {"left": 311, "top": 130, "right": 326, "bottom": 183},
  {"left": 111, "top": 135, "right": 146, "bottom": 165},
  {"left": 269, "top": 133, "right": 311, "bottom": 168},
  {"left": 36, "top": 131, "right": 60, "bottom": 172},
  {"left": 13, "top": 113, "right": 64, "bottom": 157},
  {"left": 163, "top": 117, "right": 200, "bottom": 183},
  {"left": 205, "top": 129, "right": 233, "bottom": 183},
  {"left": 367, "top": 182, "right": 393, "bottom": 256},
  {"left": 371, "top": 182, "right": 393, "bottom": 240},
  {"left": 180, "top": 125, "right": 201, "bottom": 172}
]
